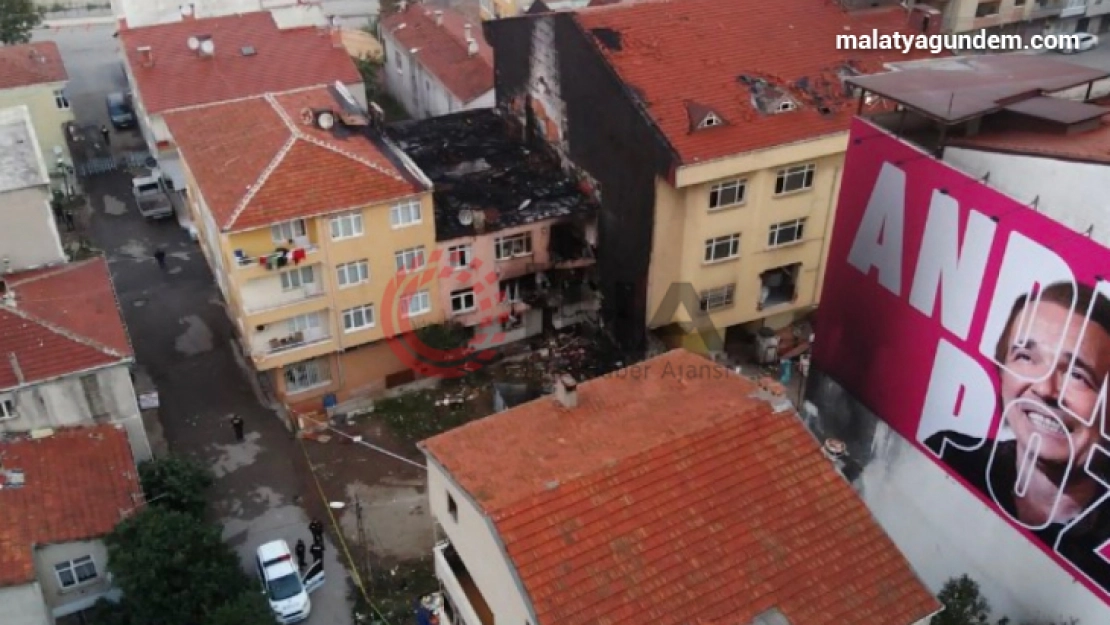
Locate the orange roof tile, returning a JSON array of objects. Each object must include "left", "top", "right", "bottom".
[
  {"left": 119, "top": 12, "right": 362, "bottom": 114},
  {"left": 948, "top": 116, "right": 1110, "bottom": 165},
  {"left": 0, "top": 257, "right": 133, "bottom": 391},
  {"left": 163, "top": 87, "right": 422, "bottom": 232},
  {"left": 0, "top": 42, "right": 67, "bottom": 91},
  {"left": 381, "top": 5, "right": 494, "bottom": 104},
  {"left": 574, "top": 0, "right": 940, "bottom": 165},
  {"left": 422, "top": 350, "right": 940, "bottom": 625},
  {"left": 0, "top": 426, "right": 141, "bottom": 587}
]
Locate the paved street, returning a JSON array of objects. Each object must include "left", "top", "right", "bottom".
[{"left": 37, "top": 23, "right": 355, "bottom": 625}]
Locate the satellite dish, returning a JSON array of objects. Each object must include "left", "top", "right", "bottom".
[
  {"left": 199, "top": 39, "right": 215, "bottom": 55},
  {"left": 315, "top": 111, "right": 336, "bottom": 130},
  {"left": 187, "top": 36, "right": 200, "bottom": 50},
  {"left": 458, "top": 209, "right": 474, "bottom": 226}
]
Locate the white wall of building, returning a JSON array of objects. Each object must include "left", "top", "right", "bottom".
[
  {"left": 381, "top": 34, "right": 493, "bottom": 120},
  {"left": 0, "top": 187, "right": 66, "bottom": 272},
  {"left": 804, "top": 372, "right": 1110, "bottom": 624},
  {"left": 943, "top": 147, "right": 1110, "bottom": 248},
  {"left": 0, "top": 583, "right": 51, "bottom": 625}
]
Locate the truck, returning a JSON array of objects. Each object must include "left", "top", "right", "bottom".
[{"left": 132, "top": 171, "right": 175, "bottom": 221}]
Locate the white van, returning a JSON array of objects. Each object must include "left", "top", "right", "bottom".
[{"left": 255, "top": 540, "right": 324, "bottom": 624}]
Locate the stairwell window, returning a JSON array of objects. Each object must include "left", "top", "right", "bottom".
[
  {"left": 708, "top": 178, "right": 746, "bottom": 210},
  {"left": 767, "top": 218, "right": 807, "bottom": 248},
  {"left": 395, "top": 246, "right": 426, "bottom": 273},
  {"left": 336, "top": 260, "right": 370, "bottom": 287},
  {"left": 330, "top": 211, "right": 364, "bottom": 240},
  {"left": 390, "top": 199, "right": 422, "bottom": 228},
  {"left": 704, "top": 233, "right": 740, "bottom": 263},
  {"left": 54, "top": 89, "right": 70, "bottom": 110},
  {"left": 271, "top": 219, "right": 307, "bottom": 244},
  {"left": 495, "top": 232, "right": 533, "bottom": 260},
  {"left": 0, "top": 395, "right": 15, "bottom": 421},
  {"left": 774, "top": 163, "right": 816, "bottom": 196},
  {"left": 342, "top": 304, "right": 375, "bottom": 332}
]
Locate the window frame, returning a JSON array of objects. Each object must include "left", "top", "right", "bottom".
[
  {"left": 390, "top": 199, "right": 422, "bottom": 229},
  {"left": 329, "top": 211, "right": 365, "bottom": 240},
  {"left": 284, "top": 358, "right": 329, "bottom": 393},
  {"left": 708, "top": 178, "right": 747, "bottom": 210},
  {"left": 699, "top": 284, "right": 737, "bottom": 312},
  {"left": 287, "top": 312, "right": 322, "bottom": 334},
  {"left": 394, "top": 246, "right": 427, "bottom": 273},
  {"left": 494, "top": 233, "right": 533, "bottom": 261},
  {"left": 0, "top": 394, "right": 15, "bottom": 421},
  {"left": 703, "top": 233, "right": 741, "bottom": 264},
  {"left": 342, "top": 304, "right": 376, "bottom": 333},
  {"left": 270, "top": 219, "right": 307, "bottom": 244},
  {"left": 501, "top": 278, "right": 522, "bottom": 303},
  {"left": 54, "top": 89, "right": 70, "bottom": 110},
  {"left": 400, "top": 290, "right": 432, "bottom": 318},
  {"left": 54, "top": 555, "right": 98, "bottom": 590},
  {"left": 767, "top": 218, "right": 807, "bottom": 248},
  {"left": 336, "top": 260, "right": 370, "bottom": 288},
  {"left": 450, "top": 288, "right": 477, "bottom": 314},
  {"left": 774, "top": 163, "right": 816, "bottom": 196},
  {"left": 279, "top": 266, "right": 315, "bottom": 291},
  {"left": 447, "top": 244, "right": 472, "bottom": 269}
]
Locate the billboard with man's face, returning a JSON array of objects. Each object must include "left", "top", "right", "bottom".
[{"left": 814, "top": 118, "right": 1110, "bottom": 602}]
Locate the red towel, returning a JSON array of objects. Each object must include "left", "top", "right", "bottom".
[{"left": 291, "top": 248, "right": 307, "bottom": 264}]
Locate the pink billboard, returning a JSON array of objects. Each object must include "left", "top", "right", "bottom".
[{"left": 814, "top": 117, "right": 1110, "bottom": 599}]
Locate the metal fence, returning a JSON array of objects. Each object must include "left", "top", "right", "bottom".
[{"left": 74, "top": 151, "right": 153, "bottom": 177}]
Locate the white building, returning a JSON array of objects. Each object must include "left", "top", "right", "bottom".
[
  {"left": 0, "top": 425, "right": 142, "bottom": 625},
  {"left": 381, "top": 5, "right": 494, "bottom": 120},
  {"left": 0, "top": 106, "right": 65, "bottom": 273},
  {"left": 0, "top": 258, "right": 152, "bottom": 462},
  {"left": 112, "top": 0, "right": 326, "bottom": 29}
]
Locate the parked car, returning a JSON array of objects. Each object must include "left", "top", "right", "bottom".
[
  {"left": 107, "top": 92, "right": 136, "bottom": 129},
  {"left": 1061, "top": 32, "right": 1099, "bottom": 54},
  {"left": 131, "top": 171, "right": 175, "bottom": 221},
  {"left": 255, "top": 540, "right": 324, "bottom": 625}
]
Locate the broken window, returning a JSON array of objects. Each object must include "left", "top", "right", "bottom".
[
  {"left": 704, "top": 234, "right": 740, "bottom": 263},
  {"left": 775, "top": 163, "right": 815, "bottom": 195},
  {"left": 451, "top": 288, "right": 476, "bottom": 314},
  {"left": 448, "top": 244, "right": 472, "bottom": 269},
  {"left": 760, "top": 264, "right": 802, "bottom": 309},
  {"left": 709, "top": 178, "right": 746, "bottom": 210},
  {"left": 700, "top": 284, "right": 736, "bottom": 312},
  {"left": 501, "top": 278, "right": 523, "bottom": 303},
  {"left": 495, "top": 233, "right": 533, "bottom": 260},
  {"left": 776, "top": 100, "right": 796, "bottom": 113},
  {"left": 767, "top": 218, "right": 807, "bottom": 247}
]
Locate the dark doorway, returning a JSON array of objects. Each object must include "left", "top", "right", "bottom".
[{"left": 1078, "top": 17, "right": 1090, "bottom": 32}]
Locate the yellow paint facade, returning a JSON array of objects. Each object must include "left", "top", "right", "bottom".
[
  {"left": 0, "top": 82, "right": 74, "bottom": 179},
  {"left": 648, "top": 134, "right": 846, "bottom": 351}
]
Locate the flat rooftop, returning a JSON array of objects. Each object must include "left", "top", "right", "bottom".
[
  {"left": 387, "top": 109, "right": 599, "bottom": 241},
  {"left": 0, "top": 105, "right": 48, "bottom": 194}
]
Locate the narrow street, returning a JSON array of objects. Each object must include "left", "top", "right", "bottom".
[{"left": 38, "top": 23, "right": 355, "bottom": 625}]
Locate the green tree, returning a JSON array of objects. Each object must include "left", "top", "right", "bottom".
[
  {"left": 208, "top": 590, "right": 273, "bottom": 625},
  {"left": 138, "top": 455, "right": 213, "bottom": 518},
  {"left": 105, "top": 507, "right": 247, "bottom": 625},
  {"left": 0, "top": 0, "right": 43, "bottom": 45},
  {"left": 935, "top": 575, "right": 992, "bottom": 625}
]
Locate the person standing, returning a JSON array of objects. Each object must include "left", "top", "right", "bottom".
[
  {"left": 231, "top": 414, "right": 244, "bottom": 442},
  {"left": 309, "top": 519, "right": 324, "bottom": 546},
  {"left": 294, "top": 539, "right": 307, "bottom": 570},
  {"left": 100, "top": 125, "right": 110, "bottom": 145},
  {"left": 153, "top": 249, "right": 166, "bottom": 270},
  {"left": 309, "top": 540, "right": 324, "bottom": 564}
]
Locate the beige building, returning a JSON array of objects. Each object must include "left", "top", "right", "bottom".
[
  {"left": 0, "top": 106, "right": 66, "bottom": 273},
  {"left": 0, "top": 42, "right": 73, "bottom": 188},
  {"left": 164, "top": 86, "right": 444, "bottom": 408},
  {"left": 922, "top": 0, "right": 1110, "bottom": 34},
  {"left": 486, "top": 0, "right": 938, "bottom": 355},
  {"left": 0, "top": 425, "right": 142, "bottom": 625}
]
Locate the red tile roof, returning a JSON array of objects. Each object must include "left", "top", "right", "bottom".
[
  {"left": 0, "top": 42, "right": 67, "bottom": 91},
  {"left": 0, "top": 258, "right": 133, "bottom": 392},
  {"left": 0, "top": 425, "right": 141, "bottom": 587},
  {"left": 422, "top": 350, "right": 940, "bottom": 625},
  {"left": 574, "top": 0, "right": 940, "bottom": 165},
  {"left": 381, "top": 5, "right": 493, "bottom": 104},
  {"left": 119, "top": 12, "right": 362, "bottom": 114},
  {"left": 948, "top": 114, "right": 1110, "bottom": 165},
  {"left": 164, "top": 87, "right": 422, "bottom": 232}
]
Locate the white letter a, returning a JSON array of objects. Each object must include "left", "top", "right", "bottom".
[{"left": 847, "top": 162, "right": 906, "bottom": 296}]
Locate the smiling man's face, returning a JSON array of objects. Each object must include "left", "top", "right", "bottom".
[{"left": 1001, "top": 301, "right": 1110, "bottom": 466}]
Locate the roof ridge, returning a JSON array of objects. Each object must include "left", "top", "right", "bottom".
[
  {"left": 267, "top": 92, "right": 407, "bottom": 184},
  {"left": 161, "top": 84, "right": 329, "bottom": 115},
  {"left": 224, "top": 132, "right": 298, "bottom": 230},
  {"left": 0, "top": 303, "right": 127, "bottom": 363}
]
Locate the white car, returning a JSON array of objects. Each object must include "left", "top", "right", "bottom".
[
  {"left": 1061, "top": 32, "right": 1099, "bottom": 54},
  {"left": 255, "top": 540, "right": 324, "bottom": 624}
]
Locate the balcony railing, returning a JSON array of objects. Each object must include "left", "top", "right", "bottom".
[
  {"left": 434, "top": 542, "right": 493, "bottom": 625},
  {"left": 252, "top": 327, "right": 331, "bottom": 358}
]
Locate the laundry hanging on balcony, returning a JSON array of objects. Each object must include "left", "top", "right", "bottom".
[{"left": 258, "top": 246, "right": 307, "bottom": 270}]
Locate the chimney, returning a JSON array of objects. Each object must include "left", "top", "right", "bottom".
[
  {"left": 464, "top": 22, "right": 472, "bottom": 40},
  {"left": 434, "top": 10, "right": 444, "bottom": 26},
  {"left": 467, "top": 37, "right": 479, "bottom": 57},
  {"left": 137, "top": 45, "right": 154, "bottom": 67},
  {"left": 329, "top": 17, "right": 343, "bottom": 48},
  {"left": 180, "top": 3, "right": 195, "bottom": 20},
  {"left": 555, "top": 375, "right": 578, "bottom": 409}
]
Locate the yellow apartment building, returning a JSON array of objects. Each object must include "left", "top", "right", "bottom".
[
  {"left": 0, "top": 42, "right": 75, "bottom": 189},
  {"left": 165, "top": 86, "right": 443, "bottom": 406}
]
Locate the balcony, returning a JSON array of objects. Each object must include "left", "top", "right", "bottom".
[
  {"left": 548, "top": 220, "right": 597, "bottom": 270},
  {"left": 241, "top": 270, "right": 326, "bottom": 318},
  {"left": 1028, "top": 0, "right": 1064, "bottom": 18},
  {"left": 434, "top": 542, "right": 493, "bottom": 625},
  {"left": 231, "top": 242, "right": 320, "bottom": 281},
  {"left": 1061, "top": 0, "right": 1087, "bottom": 16},
  {"left": 250, "top": 316, "right": 333, "bottom": 363}
]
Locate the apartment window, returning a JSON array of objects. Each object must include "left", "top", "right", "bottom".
[
  {"left": 708, "top": 178, "right": 746, "bottom": 210},
  {"left": 54, "top": 89, "right": 70, "bottom": 110},
  {"left": 975, "top": 0, "right": 1000, "bottom": 17},
  {"left": 390, "top": 199, "right": 422, "bottom": 228},
  {"left": 271, "top": 219, "right": 307, "bottom": 244},
  {"left": 336, "top": 260, "right": 370, "bottom": 287},
  {"left": 704, "top": 234, "right": 740, "bottom": 263},
  {"left": 394, "top": 246, "right": 427, "bottom": 273},
  {"left": 284, "top": 357, "right": 330, "bottom": 393},
  {"left": 767, "top": 218, "right": 807, "bottom": 247},
  {"left": 447, "top": 244, "right": 472, "bottom": 269},
  {"left": 447, "top": 492, "right": 458, "bottom": 520},
  {"left": 501, "top": 278, "right": 522, "bottom": 302},
  {"left": 700, "top": 284, "right": 736, "bottom": 312},
  {"left": 494, "top": 233, "right": 533, "bottom": 260},
  {"left": 774, "top": 164, "right": 816, "bottom": 195},
  {"left": 55, "top": 556, "right": 98, "bottom": 589},
  {"left": 451, "top": 288, "right": 476, "bottom": 314},
  {"left": 342, "top": 305, "right": 375, "bottom": 332},
  {"left": 0, "top": 395, "right": 15, "bottom": 421},
  {"left": 287, "top": 312, "right": 322, "bottom": 334},
  {"left": 400, "top": 290, "right": 432, "bottom": 318},
  {"left": 329, "top": 211, "right": 364, "bottom": 240},
  {"left": 280, "top": 266, "right": 315, "bottom": 291}
]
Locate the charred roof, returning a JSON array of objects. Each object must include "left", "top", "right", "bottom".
[{"left": 387, "top": 109, "right": 598, "bottom": 241}]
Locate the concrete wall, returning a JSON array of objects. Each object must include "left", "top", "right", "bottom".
[
  {"left": 0, "top": 187, "right": 66, "bottom": 272},
  {"left": 33, "top": 540, "right": 114, "bottom": 618},
  {"left": 240, "top": 263, "right": 326, "bottom": 314},
  {"left": 0, "top": 83, "right": 75, "bottom": 171},
  {"left": 0, "top": 583, "right": 51, "bottom": 625},
  {"left": 1, "top": 364, "right": 152, "bottom": 462},
  {"left": 382, "top": 33, "right": 492, "bottom": 120},
  {"left": 804, "top": 370, "right": 1110, "bottom": 623},
  {"left": 944, "top": 147, "right": 1110, "bottom": 249}
]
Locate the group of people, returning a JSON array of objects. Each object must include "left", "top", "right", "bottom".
[{"left": 293, "top": 519, "right": 327, "bottom": 570}]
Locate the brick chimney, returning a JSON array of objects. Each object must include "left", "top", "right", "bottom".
[
  {"left": 555, "top": 375, "right": 578, "bottom": 409},
  {"left": 329, "top": 16, "right": 343, "bottom": 48},
  {"left": 137, "top": 45, "right": 154, "bottom": 67}
]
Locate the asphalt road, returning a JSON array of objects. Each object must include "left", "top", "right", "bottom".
[{"left": 36, "top": 23, "right": 356, "bottom": 625}]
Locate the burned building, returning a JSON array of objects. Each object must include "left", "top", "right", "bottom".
[{"left": 388, "top": 108, "right": 600, "bottom": 346}]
